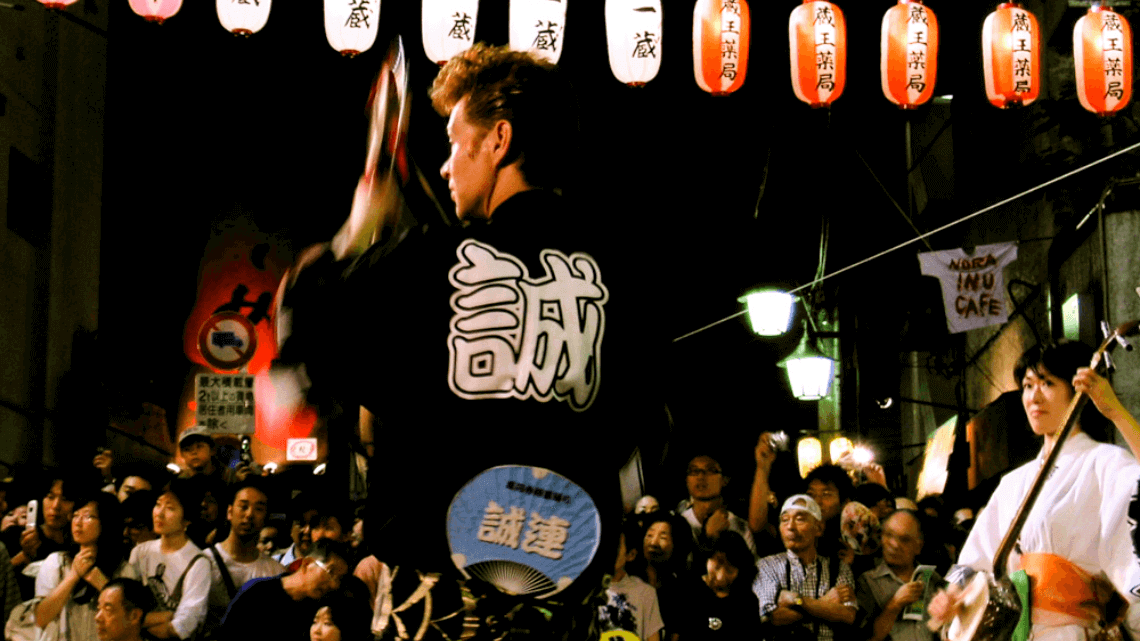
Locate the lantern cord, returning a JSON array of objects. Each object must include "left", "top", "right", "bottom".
[
  {"left": 672, "top": 137, "right": 1140, "bottom": 343},
  {"left": 853, "top": 148, "right": 935, "bottom": 252}
]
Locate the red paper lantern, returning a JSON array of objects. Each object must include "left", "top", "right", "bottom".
[
  {"left": 881, "top": 0, "right": 938, "bottom": 109},
  {"left": 693, "top": 0, "right": 750, "bottom": 96},
  {"left": 128, "top": 0, "right": 182, "bottom": 24},
  {"left": 982, "top": 3, "right": 1040, "bottom": 108},
  {"left": 37, "top": 0, "right": 78, "bottom": 9},
  {"left": 1074, "top": 6, "right": 1132, "bottom": 116},
  {"left": 790, "top": 1, "right": 846, "bottom": 108}
]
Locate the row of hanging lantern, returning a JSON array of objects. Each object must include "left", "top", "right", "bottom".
[{"left": 34, "top": 0, "right": 1134, "bottom": 115}]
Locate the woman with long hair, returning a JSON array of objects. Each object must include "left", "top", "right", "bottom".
[{"left": 34, "top": 491, "right": 134, "bottom": 641}]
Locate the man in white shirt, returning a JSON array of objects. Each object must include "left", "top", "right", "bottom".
[
  {"left": 205, "top": 480, "right": 285, "bottom": 630},
  {"left": 680, "top": 453, "right": 757, "bottom": 566}
]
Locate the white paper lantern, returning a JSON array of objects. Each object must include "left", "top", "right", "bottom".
[
  {"left": 217, "top": 0, "right": 272, "bottom": 36},
  {"left": 605, "top": 0, "right": 662, "bottom": 86},
  {"left": 510, "top": 0, "right": 568, "bottom": 64},
  {"left": 325, "top": 0, "right": 380, "bottom": 57},
  {"left": 423, "top": 0, "right": 480, "bottom": 65}
]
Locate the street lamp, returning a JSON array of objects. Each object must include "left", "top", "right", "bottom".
[
  {"left": 779, "top": 323, "right": 835, "bottom": 400},
  {"left": 741, "top": 290, "right": 795, "bottom": 336}
]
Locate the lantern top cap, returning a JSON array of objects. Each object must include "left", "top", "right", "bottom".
[{"left": 996, "top": 2, "right": 1024, "bottom": 9}]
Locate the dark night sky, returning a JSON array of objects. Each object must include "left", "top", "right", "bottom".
[{"left": 95, "top": 0, "right": 1136, "bottom": 490}]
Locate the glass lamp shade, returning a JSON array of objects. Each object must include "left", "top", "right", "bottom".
[
  {"left": 742, "top": 290, "right": 794, "bottom": 336},
  {"left": 798, "top": 437, "right": 822, "bottom": 478},
  {"left": 829, "top": 436, "right": 853, "bottom": 463},
  {"left": 779, "top": 331, "right": 835, "bottom": 401}
]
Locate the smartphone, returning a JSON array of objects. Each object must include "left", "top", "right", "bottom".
[
  {"left": 240, "top": 436, "right": 253, "bottom": 465},
  {"left": 25, "top": 500, "right": 37, "bottom": 532}
]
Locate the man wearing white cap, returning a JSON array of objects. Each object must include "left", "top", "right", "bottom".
[{"left": 753, "top": 494, "right": 856, "bottom": 641}]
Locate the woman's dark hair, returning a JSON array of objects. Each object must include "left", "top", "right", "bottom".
[
  {"left": 68, "top": 492, "right": 124, "bottom": 603},
  {"left": 805, "top": 464, "right": 855, "bottom": 503},
  {"left": 710, "top": 530, "right": 757, "bottom": 590},
  {"left": 158, "top": 477, "right": 206, "bottom": 530},
  {"left": 1014, "top": 340, "right": 1112, "bottom": 441},
  {"left": 314, "top": 593, "right": 372, "bottom": 641}
]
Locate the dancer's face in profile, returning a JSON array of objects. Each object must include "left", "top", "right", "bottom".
[
  {"left": 441, "top": 97, "right": 498, "bottom": 221},
  {"left": 1022, "top": 366, "right": 1074, "bottom": 437}
]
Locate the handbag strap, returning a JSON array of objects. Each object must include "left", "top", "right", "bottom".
[
  {"left": 169, "top": 554, "right": 209, "bottom": 607},
  {"left": 208, "top": 546, "right": 237, "bottom": 601}
]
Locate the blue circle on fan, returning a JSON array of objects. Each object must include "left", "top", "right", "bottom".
[{"left": 447, "top": 465, "right": 601, "bottom": 598}]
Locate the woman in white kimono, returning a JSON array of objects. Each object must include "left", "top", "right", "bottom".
[{"left": 929, "top": 340, "right": 1140, "bottom": 640}]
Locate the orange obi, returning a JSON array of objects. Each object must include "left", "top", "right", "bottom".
[{"left": 1017, "top": 553, "right": 1102, "bottom": 627}]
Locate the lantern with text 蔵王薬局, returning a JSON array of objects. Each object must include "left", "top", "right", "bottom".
[
  {"left": 510, "top": 0, "right": 568, "bottom": 65},
  {"left": 129, "top": 0, "right": 182, "bottom": 24},
  {"left": 325, "top": 0, "right": 380, "bottom": 57},
  {"left": 423, "top": 0, "right": 479, "bottom": 65},
  {"left": 37, "top": 0, "right": 78, "bottom": 9},
  {"left": 1074, "top": 6, "right": 1132, "bottom": 116},
  {"left": 790, "top": 0, "right": 846, "bottom": 108},
  {"left": 983, "top": 3, "right": 1040, "bottom": 108},
  {"left": 606, "top": 0, "right": 663, "bottom": 87},
  {"left": 693, "top": 0, "right": 749, "bottom": 96},
  {"left": 881, "top": 0, "right": 938, "bottom": 109},
  {"left": 217, "top": 0, "right": 272, "bottom": 37}
]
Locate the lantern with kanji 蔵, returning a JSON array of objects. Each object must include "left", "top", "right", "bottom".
[
  {"left": 881, "top": 0, "right": 938, "bottom": 108},
  {"left": 423, "top": 0, "right": 479, "bottom": 65},
  {"left": 1074, "top": 6, "right": 1132, "bottom": 116},
  {"left": 36, "top": 0, "right": 78, "bottom": 9},
  {"left": 510, "top": 0, "right": 568, "bottom": 64},
  {"left": 983, "top": 3, "right": 1040, "bottom": 108},
  {"left": 217, "top": 0, "right": 272, "bottom": 36},
  {"left": 790, "top": 0, "right": 846, "bottom": 108},
  {"left": 693, "top": 0, "right": 750, "bottom": 95},
  {"left": 325, "top": 0, "right": 379, "bottom": 57},
  {"left": 606, "top": 0, "right": 663, "bottom": 87},
  {"left": 129, "top": 0, "right": 182, "bottom": 24}
]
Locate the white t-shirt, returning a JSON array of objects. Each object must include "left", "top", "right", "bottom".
[
  {"left": 917, "top": 242, "right": 1018, "bottom": 334},
  {"left": 206, "top": 544, "right": 286, "bottom": 607},
  {"left": 598, "top": 573, "right": 664, "bottom": 641},
  {"left": 129, "top": 539, "right": 215, "bottom": 640}
]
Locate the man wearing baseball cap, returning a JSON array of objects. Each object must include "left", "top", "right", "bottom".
[{"left": 753, "top": 494, "right": 857, "bottom": 641}]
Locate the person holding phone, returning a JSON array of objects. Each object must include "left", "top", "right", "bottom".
[
  {"left": 857, "top": 509, "right": 939, "bottom": 641},
  {"left": 12, "top": 474, "right": 81, "bottom": 600}
]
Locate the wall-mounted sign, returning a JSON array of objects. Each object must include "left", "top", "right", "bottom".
[
  {"left": 287, "top": 438, "right": 318, "bottom": 461},
  {"left": 447, "top": 465, "right": 600, "bottom": 598},
  {"left": 194, "top": 373, "right": 255, "bottom": 435}
]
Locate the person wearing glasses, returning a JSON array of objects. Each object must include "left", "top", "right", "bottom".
[
  {"left": 36, "top": 492, "right": 136, "bottom": 641},
  {"left": 216, "top": 540, "right": 352, "bottom": 641},
  {"left": 681, "top": 453, "right": 757, "bottom": 571}
]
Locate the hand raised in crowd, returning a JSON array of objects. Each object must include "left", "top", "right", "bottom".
[
  {"left": 890, "top": 581, "right": 926, "bottom": 609},
  {"left": 926, "top": 584, "right": 964, "bottom": 631},
  {"left": 705, "top": 506, "right": 730, "bottom": 540},
  {"left": 20, "top": 527, "right": 41, "bottom": 560},
  {"left": 755, "top": 433, "right": 776, "bottom": 473},
  {"left": 1073, "top": 367, "right": 1127, "bottom": 422},
  {"left": 234, "top": 462, "right": 254, "bottom": 482},
  {"left": 70, "top": 547, "right": 96, "bottom": 582},
  {"left": 864, "top": 463, "right": 888, "bottom": 489}
]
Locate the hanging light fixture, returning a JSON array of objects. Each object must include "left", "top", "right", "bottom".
[
  {"left": 129, "top": 0, "right": 182, "bottom": 24},
  {"left": 606, "top": 0, "right": 663, "bottom": 87},
  {"left": 741, "top": 290, "right": 795, "bottom": 336},
  {"left": 217, "top": 0, "right": 272, "bottom": 36},
  {"left": 982, "top": 2, "right": 1040, "bottom": 108},
  {"left": 881, "top": 0, "right": 938, "bottom": 109},
  {"left": 798, "top": 437, "right": 823, "bottom": 478},
  {"left": 510, "top": 0, "right": 568, "bottom": 64},
  {"left": 790, "top": 0, "right": 846, "bottom": 108},
  {"left": 693, "top": 0, "right": 750, "bottom": 96},
  {"left": 779, "top": 323, "right": 836, "bottom": 401},
  {"left": 325, "top": 0, "right": 380, "bottom": 57},
  {"left": 1074, "top": 5, "right": 1132, "bottom": 116},
  {"left": 423, "top": 0, "right": 479, "bottom": 65},
  {"left": 829, "top": 436, "right": 853, "bottom": 463}
]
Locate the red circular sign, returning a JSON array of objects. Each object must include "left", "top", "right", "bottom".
[
  {"left": 197, "top": 312, "right": 258, "bottom": 371},
  {"left": 288, "top": 439, "right": 316, "bottom": 460}
]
